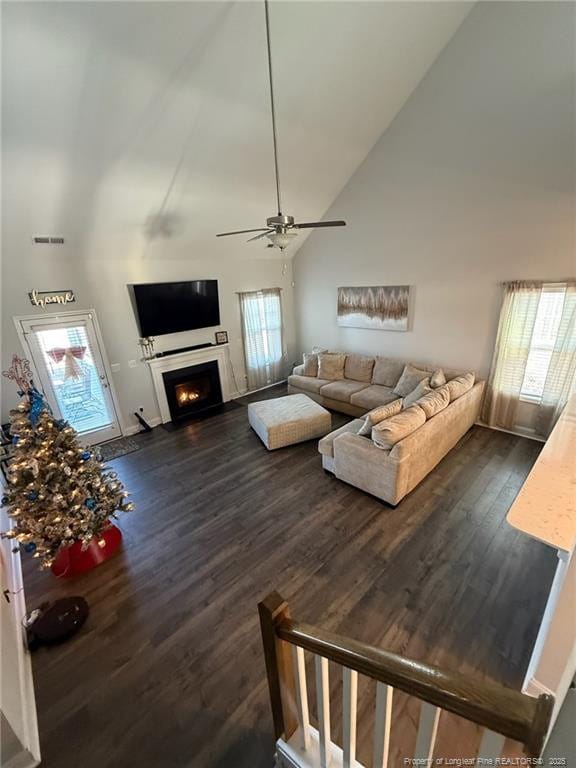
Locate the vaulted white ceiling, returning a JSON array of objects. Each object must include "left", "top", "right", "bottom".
[{"left": 2, "top": 1, "right": 472, "bottom": 261}]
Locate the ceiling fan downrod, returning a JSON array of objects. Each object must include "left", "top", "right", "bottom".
[{"left": 264, "top": 0, "right": 282, "bottom": 218}]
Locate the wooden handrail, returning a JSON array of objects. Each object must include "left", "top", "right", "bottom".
[{"left": 259, "top": 593, "right": 554, "bottom": 758}]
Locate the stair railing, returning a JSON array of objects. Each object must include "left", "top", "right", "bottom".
[{"left": 259, "top": 592, "right": 554, "bottom": 768}]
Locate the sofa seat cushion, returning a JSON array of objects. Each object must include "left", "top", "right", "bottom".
[
  {"left": 371, "top": 404, "right": 426, "bottom": 449},
  {"left": 350, "top": 384, "right": 398, "bottom": 410},
  {"left": 288, "top": 374, "right": 332, "bottom": 394},
  {"left": 318, "top": 418, "right": 365, "bottom": 458},
  {"left": 344, "top": 354, "right": 375, "bottom": 383},
  {"left": 319, "top": 380, "right": 370, "bottom": 403},
  {"left": 371, "top": 357, "right": 405, "bottom": 388}
]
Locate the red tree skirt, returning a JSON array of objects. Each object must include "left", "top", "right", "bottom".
[{"left": 51, "top": 524, "right": 122, "bottom": 578}]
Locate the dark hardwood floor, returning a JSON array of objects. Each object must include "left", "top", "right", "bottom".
[{"left": 22, "top": 387, "right": 556, "bottom": 768}]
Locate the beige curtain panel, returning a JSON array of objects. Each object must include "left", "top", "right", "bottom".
[
  {"left": 536, "top": 282, "right": 576, "bottom": 436},
  {"left": 239, "top": 288, "right": 286, "bottom": 392},
  {"left": 483, "top": 280, "right": 576, "bottom": 437}
]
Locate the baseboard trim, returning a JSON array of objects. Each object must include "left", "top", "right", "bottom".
[
  {"left": 475, "top": 420, "right": 546, "bottom": 443},
  {"left": 121, "top": 381, "right": 287, "bottom": 434},
  {"left": 122, "top": 417, "right": 163, "bottom": 436},
  {"left": 3, "top": 748, "right": 38, "bottom": 768},
  {"left": 233, "top": 379, "right": 287, "bottom": 399}
]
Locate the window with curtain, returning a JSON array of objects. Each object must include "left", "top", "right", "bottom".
[
  {"left": 239, "top": 288, "right": 285, "bottom": 391},
  {"left": 482, "top": 280, "right": 576, "bottom": 437}
]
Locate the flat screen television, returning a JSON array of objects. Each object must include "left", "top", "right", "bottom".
[{"left": 129, "top": 280, "right": 220, "bottom": 337}]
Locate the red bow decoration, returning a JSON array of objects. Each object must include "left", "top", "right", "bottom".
[
  {"left": 46, "top": 346, "right": 86, "bottom": 363},
  {"left": 47, "top": 347, "right": 87, "bottom": 381}
]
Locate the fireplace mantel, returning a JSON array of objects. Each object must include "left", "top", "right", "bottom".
[{"left": 146, "top": 344, "right": 234, "bottom": 423}]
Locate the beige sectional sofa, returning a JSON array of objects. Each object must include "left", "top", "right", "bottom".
[{"left": 287, "top": 352, "right": 485, "bottom": 506}]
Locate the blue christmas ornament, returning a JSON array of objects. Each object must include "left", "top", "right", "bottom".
[
  {"left": 1, "top": 495, "right": 8, "bottom": 505},
  {"left": 85, "top": 498, "right": 97, "bottom": 510},
  {"left": 29, "top": 387, "right": 49, "bottom": 426},
  {"left": 12, "top": 435, "right": 19, "bottom": 445},
  {"left": 27, "top": 490, "right": 39, "bottom": 501},
  {"left": 80, "top": 451, "right": 91, "bottom": 461},
  {"left": 23, "top": 542, "right": 36, "bottom": 554}
]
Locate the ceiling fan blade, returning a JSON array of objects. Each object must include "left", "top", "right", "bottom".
[
  {"left": 293, "top": 220, "right": 347, "bottom": 229},
  {"left": 247, "top": 230, "right": 274, "bottom": 242},
  {"left": 216, "top": 228, "right": 270, "bottom": 237}
]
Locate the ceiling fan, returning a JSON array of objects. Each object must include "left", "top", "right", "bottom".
[{"left": 216, "top": 0, "right": 346, "bottom": 251}]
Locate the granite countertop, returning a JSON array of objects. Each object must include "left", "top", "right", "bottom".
[{"left": 507, "top": 393, "right": 576, "bottom": 553}]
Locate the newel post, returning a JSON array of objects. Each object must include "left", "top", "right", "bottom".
[{"left": 258, "top": 591, "right": 298, "bottom": 742}]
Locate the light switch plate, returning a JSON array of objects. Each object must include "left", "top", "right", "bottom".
[
  {"left": 128, "top": 359, "right": 138, "bottom": 368},
  {"left": 111, "top": 363, "right": 121, "bottom": 373}
]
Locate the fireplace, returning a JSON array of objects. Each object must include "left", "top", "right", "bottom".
[{"left": 162, "top": 361, "right": 223, "bottom": 421}]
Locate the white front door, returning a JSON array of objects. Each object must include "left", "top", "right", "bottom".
[{"left": 17, "top": 311, "right": 122, "bottom": 445}]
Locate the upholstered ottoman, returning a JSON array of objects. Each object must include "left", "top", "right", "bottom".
[{"left": 248, "top": 394, "right": 332, "bottom": 450}]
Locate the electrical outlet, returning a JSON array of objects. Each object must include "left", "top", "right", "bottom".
[{"left": 128, "top": 359, "right": 138, "bottom": 368}]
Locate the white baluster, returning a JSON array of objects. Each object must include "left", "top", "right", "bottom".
[
  {"left": 292, "top": 645, "right": 310, "bottom": 750},
  {"left": 414, "top": 702, "right": 440, "bottom": 761},
  {"left": 342, "top": 667, "right": 358, "bottom": 768},
  {"left": 315, "top": 655, "right": 331, "bottom": 767},
  {"left": 373, "top": 682, "right": 394, "bottom": 768},
  {"left": 477, "top": 729, "right": 506, "bottom": 760}
]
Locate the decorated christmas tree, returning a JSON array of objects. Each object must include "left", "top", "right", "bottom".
[{"left": 1, "top": 355, "right": 133, "bottom": 569}]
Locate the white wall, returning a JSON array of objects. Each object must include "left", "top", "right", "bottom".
[
  {"left": 293, "top": 1, "right": 575, "bottom": 378},
  {"left": 1, "top": 251, "right": 295, "bottom": 428},
  {"left": 0, "top": 0, "right": 472, "bottom": 426}
]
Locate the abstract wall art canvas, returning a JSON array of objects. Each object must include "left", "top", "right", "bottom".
[{"left": 337, "top": 285, "right": 410, "bottom": 331}]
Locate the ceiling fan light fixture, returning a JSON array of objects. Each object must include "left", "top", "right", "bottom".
[{"left": 267, "top": 230, "right": 298, "bottom": 250}]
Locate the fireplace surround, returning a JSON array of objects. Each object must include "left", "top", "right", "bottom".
[
  {"left": 162, "top": 361, "right": 223, "bottom": 421},
  {"left": 146, "top": 344, "right": 234, "bottom": 424}
]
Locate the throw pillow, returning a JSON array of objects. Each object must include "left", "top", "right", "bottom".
[
  {"left": 371, "top": 404, "right": 426, "bottom": 449},
  {"left": 393, "top": 364, "right": 430, "bottom": 397},
  {"left": 371, "top": 357, "right": 405, "bottom": 388},
  {"left": 446, "top": 372, "right": 475, "bottom": 402},
  {"left": 402, "top": 378, "right": 432, "bottom": 408},
  {"left": 344, "top": 354, "right": 375, "bottom": 383},
  {"left": 317, "top": 353, "right": 346, "bottom": 381},
  {"left": 430, "top": 369, "right": 447, "bottom": 388},
  {"left": 416, "top": 385, "right": 450, "bottom": 419},
  {"left": 302, "top": 353, "right": 318, "bottom": 377},
  {"left": 357, "top": 399, "right": 402, "bottom": 436}
]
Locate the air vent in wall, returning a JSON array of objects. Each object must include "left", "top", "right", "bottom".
[{"left": 32, "top": 236, "right": 65, "bottom": 245}]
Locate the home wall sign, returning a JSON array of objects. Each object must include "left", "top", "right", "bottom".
[{"left": 29, "top": 289, "right": 76, "bottom": 308}]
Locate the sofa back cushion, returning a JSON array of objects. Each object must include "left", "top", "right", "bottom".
[
  {"left": 372, "top": 357, "right": 405, "bottom": 388},
  {"left": 416, "top": 385, "right": 450, "bottom": 419},
  {"left": 403, "top": 378, "right": 433, "bottom": 408},
  {"left": 371, "top": 404, "right": 426, "bottom": 449},
  {"left": 318, "top": 353, "right": 346, "bottom": 381},
  {"left": 446, "top": 372, "right": 475, "bottom": 402},
  {"left": 393, "top": 364, "right": 431, "bottom": 397},
  {"left": 345, "top": 354, "right": 375, "bottom": 383},
  {"left": 302, "top": 353, "right": 319, "bottom": 377},
  {"left": 357, "top": 399, "right": 402, "bottom": 436},
  {"left": 430, "top": 369, "right": 447, "bottom": 388}
]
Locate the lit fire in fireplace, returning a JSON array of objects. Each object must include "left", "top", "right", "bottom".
[{"left": 177, "top": 388, "right": 201, "bottom": 406}]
